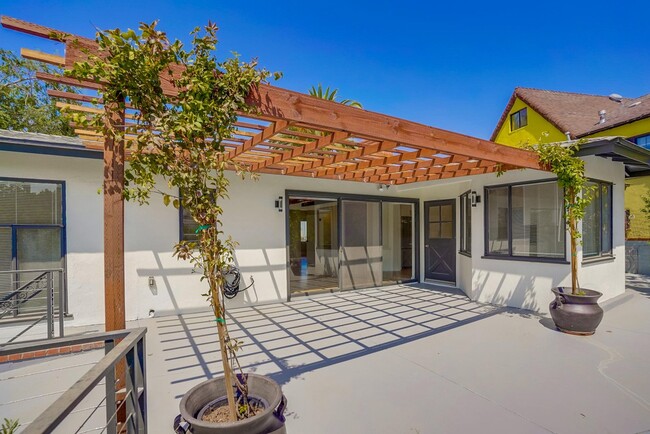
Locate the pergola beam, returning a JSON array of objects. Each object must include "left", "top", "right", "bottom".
[
  {"left": 245, "top": 85, "right": 541, "bottom": 170},
  {"left": 2, "top": 14, "right": 545, "bottom": 188}
]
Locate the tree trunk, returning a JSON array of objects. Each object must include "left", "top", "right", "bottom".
[
  {"left": 568, "top": 188, "right": 578, "bottom": 295},
  {"left": 211, "top": 279, "right": 238, "bottom": 421},
  {"left": 570, "top": 217, "right": 578, "bottom": 295}
]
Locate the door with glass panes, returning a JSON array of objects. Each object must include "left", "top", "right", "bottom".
[{"left": 424, "top": 200, "right": 456, "bottom": 282}]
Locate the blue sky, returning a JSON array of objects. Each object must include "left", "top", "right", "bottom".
[{"left": 1, "top": 0, "right": 648, "bottom": 139}]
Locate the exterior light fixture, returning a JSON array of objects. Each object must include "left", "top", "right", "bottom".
[
  {"left": 274, "top": 196, "right": 283, "bottom": 212},
  {"left": 377, "top": 184, "right": 390, "bottom": 192},
  {"left": 471, "top": 191, "right": 481, "bottom": 207}
]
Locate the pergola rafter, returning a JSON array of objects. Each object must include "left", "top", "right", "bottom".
[{"left": 2, "top": 15, "right": 543, "bottom": 187}]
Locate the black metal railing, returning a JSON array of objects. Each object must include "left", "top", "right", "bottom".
[
  {"left": 0, "top": 327, "right": 147, "bottom": 434},
  {"left": 0, "top": 268, "right": 65, "bottom": 344}
]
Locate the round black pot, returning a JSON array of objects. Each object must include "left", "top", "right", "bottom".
[
  {"left": 178, "top": 374, "right": 286, "bottom": 434},
  {"left": 549, "top": 287, "right": 604, "bottom": 335}
]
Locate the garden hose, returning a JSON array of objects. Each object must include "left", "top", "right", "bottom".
[{"left": 222, "top": 265, "right": 254, "bottom": 299}]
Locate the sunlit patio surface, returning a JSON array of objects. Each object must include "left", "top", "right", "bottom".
[{"left": 2, "top": 277, "right": 650, "bottom": 433}]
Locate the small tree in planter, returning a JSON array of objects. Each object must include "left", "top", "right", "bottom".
[
  {"left": 67, "top": 22, "right": 284, "bottom": 426},
  {"left": 524, "top": 140, "right": 604, "bottom": 335}
]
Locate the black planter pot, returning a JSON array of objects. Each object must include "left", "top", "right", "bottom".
[
  {"left": 549, "top": 287, "right": 604, "bottom": 335},
  {"left": 177, "top": 374, "right": 287, "bottom": 434}
]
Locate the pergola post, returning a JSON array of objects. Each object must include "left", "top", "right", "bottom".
[
  {"left": 103, "top": 102, "right": 127, "bottom": 428},
  {"left": 103, "top": 101, "right": 126, "bottom": 334}
]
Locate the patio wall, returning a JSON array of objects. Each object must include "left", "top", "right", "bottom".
[{"left": 0, "top": 148, "right": 626, "bottom": 325}]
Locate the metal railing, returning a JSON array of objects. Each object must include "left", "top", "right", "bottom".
[
  {"left": 0, "top": 327, "right": 147, "bottom": 434},
  {"left": 0, "top": 268, "right": 65, "bottom": 344}
]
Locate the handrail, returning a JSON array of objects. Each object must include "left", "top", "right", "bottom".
[
  {"left": 0, "top": 268, "right": 64, "bottom": 274},
  {"left": 0, "top": 328, "right": 133, "bottom": 356},
  {"left": 1, "top": 272, "right": 47, "bottom": 302},
  {"left": 2, "top": 327, "right": 148, "bottom": 434},
  {"left": 0, "top": 269, "right": 66, "bottom": 341}
]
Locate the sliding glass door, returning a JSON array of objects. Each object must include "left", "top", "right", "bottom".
[
  {"left": 288, "top": 197, "right": 339, "bottom": 297},
  {"left": 341, "top": 200, "right": 382, "bottom": 290},
  {"left": 382, "top": 202, "right": 414, "bottom": 284},
  {"left": 288, "top": 192, "right": 417, "bottom": 298}
]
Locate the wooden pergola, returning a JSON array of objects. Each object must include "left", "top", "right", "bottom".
[{"left": 2, "top": 16, "right": 543, "bottom": 333}]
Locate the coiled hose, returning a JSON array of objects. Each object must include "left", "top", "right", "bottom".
[{"left": 222, "top": 265, "right": 254, "bottom": 299}]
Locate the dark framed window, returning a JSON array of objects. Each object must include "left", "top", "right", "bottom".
[
  {"left": 583, "top": 180, "right": 613, "bottom": 258},
  {"left": 0, "top": 177, "right": 67, "bottom": 313},
  {"left": 633, "top": 134, "right": 650, "bottom": 149},
  {"left": 459, "top": 191, "right": 471, "bottom": 255},
  {"left": 179, "top": 205, "right": 199, "bottom": 242},
  {"left": 484, "top": 180, "right": 565, "bottom": 261},
  {"left": 510, "top": 108, "right": 528, "bottom": 131}
]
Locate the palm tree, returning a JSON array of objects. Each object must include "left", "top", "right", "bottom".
[{"left": 308, "top": 84, "right": 362, "bottom": 108}]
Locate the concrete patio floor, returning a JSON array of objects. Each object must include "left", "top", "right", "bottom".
[
  {"left": 1, "top": 276, "right": 649, "bottom": 433},
  {"left": 142, "top": 276, "right": 650, "bottom": 434}
]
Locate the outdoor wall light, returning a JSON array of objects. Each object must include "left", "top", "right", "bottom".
[
  {"left": 377, "top": 184, "right": 390, "bottom": 192},
  {"left": 275, "top": 196, "right": 283, "bottom": 212},
  {"left": 471, "top": 191, "right": 481, "bottom": 207}
]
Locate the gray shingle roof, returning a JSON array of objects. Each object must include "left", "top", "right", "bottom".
[{"left": 0, "top": 129, "right": 84, "bottom": 147}]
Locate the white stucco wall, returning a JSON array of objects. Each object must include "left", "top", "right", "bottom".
[
  {"left": 0, "top": 148, "right": 626, "bottom": 325},
  {"left": 400, "top": 155, "right": 626, "bottom": 313}
]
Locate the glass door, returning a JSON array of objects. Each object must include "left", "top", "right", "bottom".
[
  {"left": 288, "top": 193, "right": 417, "bottom": 298},
  {"left": 382, "top": 202, "right": 414, "bottom": 284},
  {"left": 341, "top": 200, "right": 382, "bottom": 291},
  {"left": 288, "top": 197, "right": 339, "bottom": 296},
  {"left": 424, "top": 200, "right": 456, "bottom": 282}
]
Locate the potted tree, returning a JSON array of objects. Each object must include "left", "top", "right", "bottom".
[
  {"left": 67, "top": 22, "right": 286, "bottom": 432},
  {"left": 526, "top": 140, "right": 603, "bottom": 335}
]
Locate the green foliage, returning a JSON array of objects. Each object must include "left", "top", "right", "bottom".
[
  {"left": 0, "top": 418, "right": 19, "bottom": 434},
  {"left": 66, "top": 21, "right": 273, "bottom": 267},
  {"left": 0, "top": 49, "right": 75, "bottom": 135},
  {"left": 66, "top": 21, "right": 278, "bottom": 420},
  {"left": 309, "top": 83, "right": 362, "bottom": 108},
  {"left": 524, "top": 140, "right": 594, "bottom": 239},
  {"left": 524, "top": 140, "right": 594, "bottom": 293}
]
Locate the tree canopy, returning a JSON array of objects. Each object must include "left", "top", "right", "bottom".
[
  {"left": 308, "top": 83, "right": 362, "bottom": 108},
  {"left": 0, "top": 49, "right": 75, "bottom": 136},
  {"left": 67, "top": 21, "right": 277, "bottom": 421}
]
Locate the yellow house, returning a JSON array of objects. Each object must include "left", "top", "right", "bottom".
[{"left": 491, "top": 88, "right": 650, "bottom": 242}]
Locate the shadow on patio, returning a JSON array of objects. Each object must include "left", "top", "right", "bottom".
[
  {"left": 151, "top": 283, "right": 505, "bottom": 397},
  {"left": 625, "top": 273, "right": 650, "bottom": 300}
]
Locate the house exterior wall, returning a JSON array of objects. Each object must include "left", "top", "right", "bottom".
[
  {"left": 493, "top": 97, "right": 650, "bottom": 276},
  {"left": 0, "top": 148, "right": 626, "bottom": 325},
  {"left": 493, "top": 99, "right": 566, "bottom": 147},
  {"left": 585, "top": 120, "right": 650, "bottom": 243},
  {"left": 625, "top": 177, "right": 650, "bottom": 240},
  {"left": 585, "top": 117, "right": 650, "bottom": 141},
  {"left": 1, "top": 149, "right": 417, "bottom": 325},
  {"left": 400, "top": 155, "right": 626, "bottom": 312}
]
